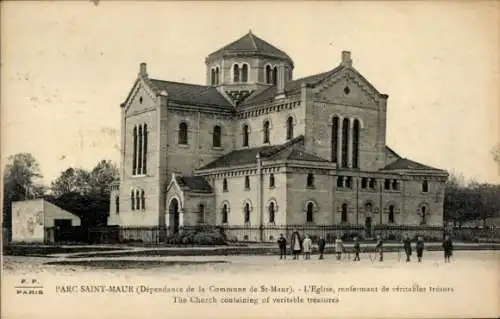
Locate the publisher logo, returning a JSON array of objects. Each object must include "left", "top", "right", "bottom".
[{"left": 15, "top": 278, "right": 44, "bottom": 295}]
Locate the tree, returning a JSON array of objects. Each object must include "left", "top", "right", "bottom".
[
  {"left": 3, "top": 153, "right": 45, "bottom": 236},
  {"left": 89, "top": 160, "right": 119, "bottom": 195},
  {"left": 50, "top": 167, "right": 91, "bottom": 197}
]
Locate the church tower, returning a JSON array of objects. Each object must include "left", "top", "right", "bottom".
[{"left": 205, "top": 30, "right": 294, "bottom": 106}]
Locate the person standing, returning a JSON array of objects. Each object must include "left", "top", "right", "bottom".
[
  {"left": 353, "top": 237, "right": 361, "bottom": 261},
  {"left": 403, "top": 234, "right": 412, "bottom": 262},
  {"left": 416, "top": 236, "right": 425, "bottom": 262},
  {"left": 375, "top": 235, "right": 384, "bottom": 262},
  {"left": 318, "top": 236, "right": 326, "bottom": 260},
  {"left": 290, "top": 229, "right": 302, "bottom": 260},
  {"left": 442, "top": 235, "right": 453, "bottom": 263},
  {"left": 277, "top": 233, "right": 287, "bottom": 260},
  {"left": 302, "top": 234, "right": 312, "bottom": 260},
  {"left": 335, "top": 236, "right": 344, "bottom": 260}
]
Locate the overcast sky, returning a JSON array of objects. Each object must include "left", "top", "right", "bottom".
[{"left": 1, "top": 1, "right": 499, "bottom": 185}]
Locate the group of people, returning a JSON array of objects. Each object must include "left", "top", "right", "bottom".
[{"left": 277, "top": 231, "right": 455, "bottom": 263}]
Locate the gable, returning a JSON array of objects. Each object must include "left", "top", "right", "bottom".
[
  {"left": 166, "top": 174, "right": 185, "bottom": 207},
  {"left": 314, "top": 67, "right": 383, "bottom": 107},
  {"left": 123, "top": 79, "right": 159, "bottom": 115}
]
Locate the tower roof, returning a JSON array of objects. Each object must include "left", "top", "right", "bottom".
[{"left": 206, "top": 31, "right": 293, "bottom": 66}]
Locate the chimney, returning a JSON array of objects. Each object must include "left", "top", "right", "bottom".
[
  {"left": 341, "top": 51, "right": 352, "bottom": 67},
  {"left": 275, "top": 62, "right": 286, "bottom": 99},
  {"left": 139, "top": 62, "right": 148, "bottom": 78}
]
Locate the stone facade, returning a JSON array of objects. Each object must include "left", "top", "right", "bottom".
[{"left": 108, "top": 31, "right": 448, "bottom": 241}]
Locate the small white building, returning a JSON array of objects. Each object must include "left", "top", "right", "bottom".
[{"left": 11, "top": 199, "right": 81, "bottom": 244}]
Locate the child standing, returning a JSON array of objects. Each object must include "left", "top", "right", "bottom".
[
  {"left": 335, "top": 236, "right": 344, "bottom": 260},
  {"left": 318, "top": 236, "right": 326, "bottom": 260},
  {"left": 277, "top": 233, "right": 287, "bottom": 260},
  {"left": 302, "top": 234, "right": 312, "bottom": 260},
  {"left": 416, "top": 236, "right": 425, "bottom": 262},
  {"left": 353, "top": 237, "right": 361, "bottom": 261},
  {"left": 442, "top": 235, "right": 453, "bottom": 263}
]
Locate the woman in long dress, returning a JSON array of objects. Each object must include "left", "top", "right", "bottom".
[{"left": 290, "top": 230, "right": 302, "bottom": 260}]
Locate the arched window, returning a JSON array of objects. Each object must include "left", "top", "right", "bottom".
[
  {"left": 345, "top": 176, "right": 353, "bottom": 188},
  {"left": 337, "top": 176, "right": 344, "bottom": 188},
  {"left": 384, "top": 179, "right": 391, "bottom": 190},
  {"left": 331, "top": 116, "right": 339, "bottom": 163},
  {"left": 242, "top": 124, "right": 249, "bottom": 147},
  {"left": 263, "top": 121, "right": 270, "bottom": 143},
  {"left": 244, "top": 176, "right": 250, "bottom": 190},
  {"left": 422, "top": 180, "right": 429, "bottom": 193},
  {"left": 244, "top": 203, "right": 250, "bottom": 223},
  {"left": 265, "top": 65, "right": 272, "bottom": 84},
  {"left": 140, "top": 190, "right": 145, "bottom": 211},
  {"left": 361, "top": 177, "right": 368, "bottom": 189},
  {"left": 241, "top": 64, "right": 248, "bottom": 83},
  {"left": 306, "top": 202, "right": 314, "bottom": 222},
  {"left": 420, "top": 206, "right": 428, "bottom": 225},
  {"left": 392, "top": 180, "right": 399, "bottom": 191},
  {"left": 388, "top": 205, "right": 395, "bottom": 223},
  {"left": 306, "top": 173, "right": 314, "bottom": 188},
  {"left": 135, "top": 189, "right": 140, "bottom": 210},
  {"left": 341, "top": 203, "right": 348, "bottom": 223},
  {"left": 233, "top": 64, "right": 240, "bottom": 83},
  {"left": 132, "top": 126, "right": 137, "bottom": 175},
  {"left": 272, "top": 66, "right": 278, "bottom": 85},
  {"left": 365, "top": 202, "right": 373, "bottom": 214},
  {"left": 215, "top": 67, "right": 220, "bottom": 85},
  {"left": 352, "top": 119, "right": 360, "bottom": 168},
  {"left": 341, "top": 118, "right": 349, "bottom": 167},
  {"left": 130, "top": 190, "right": 135, "bottom": 210},
  {"left": 115, "top": 196, "right": 120, "bottom": 214},
  {"left": 369, "top": 178, "right": 377, "bottom": 189},
  {"left": 213, "top": 125, "right": 222, "bottom": 147},
  {"left": 142, "top": 124, "right": 148, "bottom": 174},
  {"left": 198, "top": 204, "right": 205, "bottom": 224},
  {"left": 222, "top": 178, "right": 228, "bottom": 192},
  {"left": 268, "top": 202, "right": 275, "bottom": 223},
  {"left": 138, "top": 125, "right": 143, "bottom": 174},
  {"left": 286, "top": 116, "right": 294, "bottom": 140},
  {"left": 221, "top": 204, "right": 228, "bottom": 223},
  {"left": 178, "top": 122, "right": 188, "bottom": 145},
  {"left": 269, "top": 174, "right": 275, "bottom": 188},
  {"left": 211, "top": 68, "right": 216, "bottom": 85}
]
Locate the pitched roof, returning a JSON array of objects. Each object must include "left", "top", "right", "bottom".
[
  {"left": 198, "top": 135, "right": 329, "bottom": 170},
  {"left": 380, "top": 158, "right": 446, "bottom": 173},
  {"left": 174, "top": 175, "right": 213, "bottom": 193},
  {"left": 240, "top": 67, "right": 343, "bottom": 107},
  {"left": 385, "top": 146, "right": 402, "bottom": 159},
  {"left": 207, "top": 31, "right": 293, "bottom": 64},
  {"left": 149, "top": 79, "right": 234, "bottom": 110}
]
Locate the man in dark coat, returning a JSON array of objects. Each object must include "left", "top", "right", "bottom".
[
  {"left": 416, "top": 236, "right": 425, "bottom": 262},
  {"left": 317, "top": 236, "right": 326, "bottom": 260},
  {"left": 442, "top": 234, "right": 453, "bottom": 263},
  {"left": 375, "top": 235, "right": 384, "bottom": 262},
  {"left": 277, "top": 233, "right": 287, "bottom": 260},
  {"left": 290, "top": 230, "right": 302, "bottom": 260},
  {"left": 353, "top": 237, "right": 361, "bottom": 261},
  {"left": 403, "top": 234, "right": 412, "bottom": 262}
]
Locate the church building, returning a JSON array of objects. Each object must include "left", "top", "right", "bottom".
[{"left": 108, "top": 31, "right": 448, "bottom": 242}]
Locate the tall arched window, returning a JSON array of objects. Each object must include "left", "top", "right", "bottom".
[
  {"left": 341, "top": 118, "right": 349, "bottom": 167},
  {"left": 211, "top": 68, "right": 216, "bottom": 85},
  {"left": 135, "top": 190, "right": 140, "bottom": 210},
  {"left": 138, "top": 125, "right": 143, "bottom": 174},
  {"left": 242, "top": 124, "right": 249, "bottom": 147},
  {"left": 213, "top": 125, "right": 222, "bottom": 147},
  {"left": 352, "top": 119, "right": 360, "bottom": 168},
  {"left": 222, "top": 178, "right": 228, "bottom": 192},
  {"left": 306, "top": 202, "right": 314, "bottom": 222},
  {"left": 272, "top": 66, "right": 278, "bottom": 85},
  {"left": 215, "top": 67, "right": 220, "bottom": 85},
  {"left": 198, "top": 204, "right": 205, "bottom": 224},
  {"left": 420, "top": 206, "right": 428, "bottom": 225},
  {"left": 222, "top": 204, "right": 228, "bottom": 223},
  {"left": 388, "top": 205, "right": 395, "bottom": 223},
  {"left": 233, "top": 64, "right": 240, "bottom": 83},
  {"left": 263, "top": 121, "right": 270, "bottom": 143},
  {"left": 268, "top": 202, "right": 275, "bottom": 223},
  {"left": 143, "top": 124, "right": 148, "bottom": 174},
  {"left": 331, "top": 117, "right": 339, "bottom": 163},
  {"left": 241, "top": 64, "right": 248, "bottom": 83},
  {"left": 306, "top": 173, "right": 314, "bottom": 188},
  {"left": 286, "top": 116, "right": 294, "bottom": 140},
  {"left": 130, "top": 190, "right": 135, "bottom": 210},
  {"left": 244, "top": 176, "right": 250, "bottom": 190},
  {"left": 265, "top": 65, "right": 272, "bottom": 84},
  {"left": 244, "top": 203, "right": 250, "bottom": 223},
  {"left": 341, "top": 203, "right": 348, "bottom": 223},
  {"left": 140, "top": 190, "right": 145, "bottom": 211},
  {"left": 269, "top": 174, "right": 275, "bottom": 188},
  {"left": 132, "top": 126, "right": 137, "bottom": 175},
  {"left": 422, "top": 180, "right": 429, "bottom": 193},
  {"left": 178, "top": 122, "right": 188, "bottom": 145},
  {"left": 115, "top": 196, "right": 120, "bottom": 214}
]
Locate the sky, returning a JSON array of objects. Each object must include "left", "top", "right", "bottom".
[{"left": 1, "top": 1, "right": 499, "bottom": 185}]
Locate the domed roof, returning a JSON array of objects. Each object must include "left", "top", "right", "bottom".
[{"left": 206, "top": 31, "right": 293, "bottom": 66}]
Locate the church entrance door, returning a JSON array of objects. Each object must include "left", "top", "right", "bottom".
[{"left": 169, "top": 198, "right": 180, "bottom": 235}]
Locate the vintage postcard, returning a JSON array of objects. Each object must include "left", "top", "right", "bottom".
[{"left": 1, "top": 1, "right": 499, "bottom": 318}]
